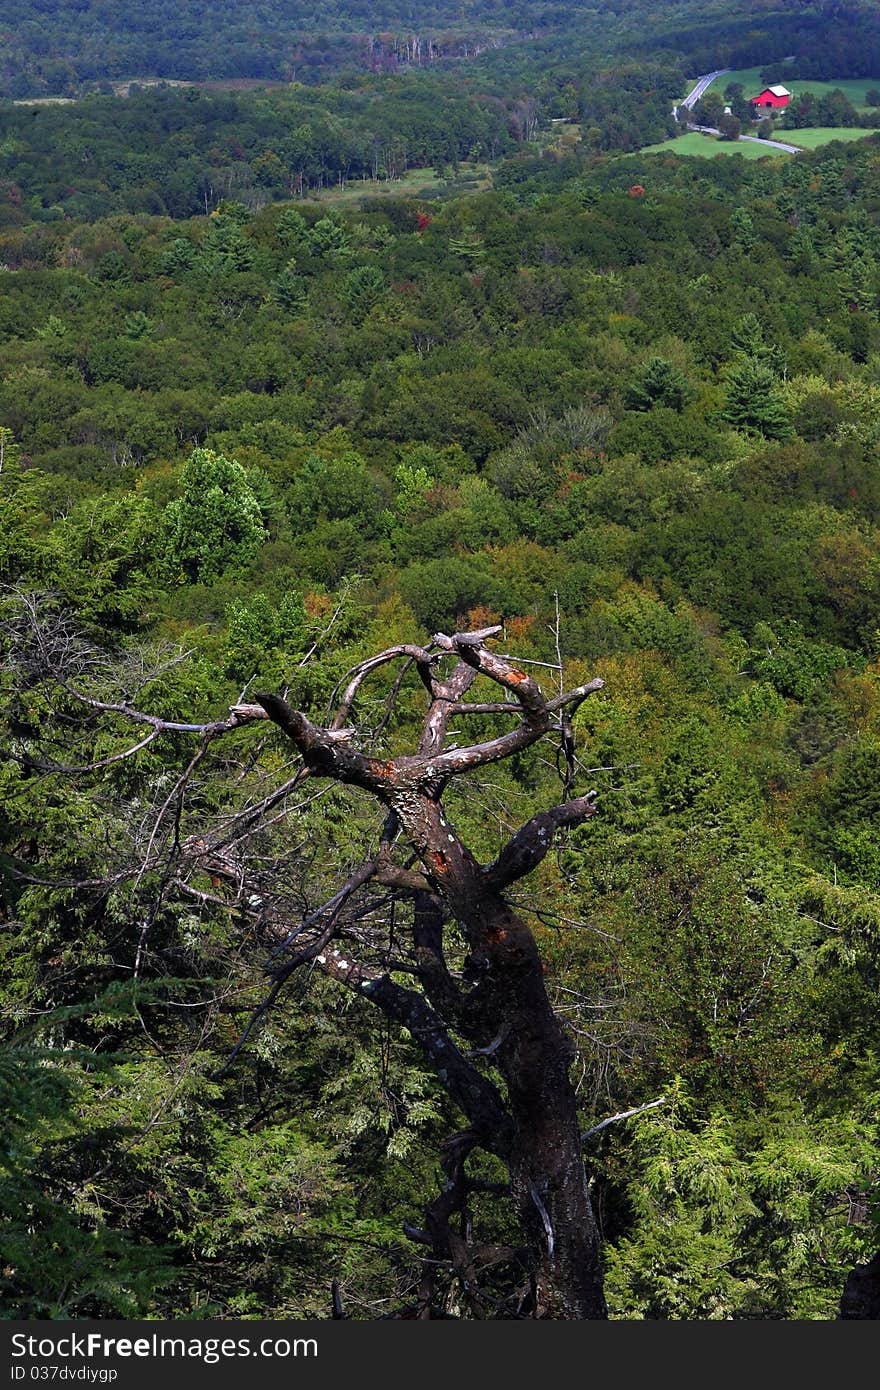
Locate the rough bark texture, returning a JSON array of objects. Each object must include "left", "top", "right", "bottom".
[
  {"left": 378, "top": 792, "right": 604, "bottom": 1317},
  {"left": 839, "top": 1253, "right": 880, "bottom": 1319}
]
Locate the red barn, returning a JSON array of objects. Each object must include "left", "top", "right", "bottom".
[{"left": 749, "top": 84, "right": 791, "bottom": 110}]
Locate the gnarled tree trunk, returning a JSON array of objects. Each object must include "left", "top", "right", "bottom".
[
  {"left": 9, "top": 601, "right": 609, "bottom": 1317},
  {"left": 246, "top": 626, "right": 608, "bottom": 1317}
]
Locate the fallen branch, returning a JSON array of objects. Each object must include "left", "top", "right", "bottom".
[{"left": 582, "top": 1096, "right": 667, "bottom": 1141}]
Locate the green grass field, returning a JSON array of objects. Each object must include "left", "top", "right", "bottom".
[
  {"left": 641, "top": 125, "right": 879, "bottom": 159},
  {"left": 641, "top": 130, "right": 788, "bottom": 159},
  {"left": 302, "top": 163, "right": 492, "bottom": 206},
  {"left": 778, "top": 126, "right": 880, "bottom": 148}
]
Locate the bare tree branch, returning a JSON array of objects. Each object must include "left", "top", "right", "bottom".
[
  {"left": 329, "top": 643, "right": 437, "bottom": 730},
  {"left": 581, "top": 1096, "right": 668, "bottom": 1141},
  {"left": 7, "top": 728, "right": 161, "bottom": 774},
  {"left": 546, "top": 679, "right": 606, "bottom": 714},
  {"left": 59, "top": 690, "right": 264, "bottom": 736},
  {"left": 484, "top": 795, "right": 598, "bottom": 889},
  {"left": 308, "top": 944, "right": 514, "bottom": 1153},
  {"left": 418, "top": 658, "right": 479, "bottom": 758}
]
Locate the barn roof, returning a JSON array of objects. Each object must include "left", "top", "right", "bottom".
[{"left": 749, "top": 84, "right": 792, "bottom": 102}]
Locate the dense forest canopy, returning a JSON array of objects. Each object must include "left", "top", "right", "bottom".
[
  {"left": 6, "top": 0, "right": 880, "bottom": 98},
  {"left": 0, "top": 80, "right": 523, "bottom": 220},
  {"left": 1, "top": 0, "right": 599, "bottom": 97},
  {"left": 1, "top": 0, "right": 880, "bottom": 1323}
]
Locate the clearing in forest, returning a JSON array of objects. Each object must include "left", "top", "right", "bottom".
[
  {"left": 717, "top": 67, "right": 880, "bottom": 110},
  {"left": 640, "top": 131, "right": 788, "bottom": 158}
]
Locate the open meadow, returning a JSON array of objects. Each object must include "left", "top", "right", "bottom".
[
  {"left": 779, "top": 125, "right": 880, "bottom": 148},
  {"left": 641, "top": 130, "right": 788, "bottom": 158}
]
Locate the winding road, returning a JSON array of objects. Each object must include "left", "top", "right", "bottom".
[
  {"left": 679, "top": 69, "right": 731, "bottom": 111},
  {"left": 690, "top": 121, "right": 802, "bottom": 153},
  {"left": 677, "top": 70, "right": 803, "bottom": 154}
]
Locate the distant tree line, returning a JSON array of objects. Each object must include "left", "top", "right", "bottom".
[{"left": 0, "top": 82, "right": 517, "bottom": 222}]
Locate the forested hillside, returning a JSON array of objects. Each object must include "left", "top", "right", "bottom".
[
  {"left": 1, "top": 0, "right": 880, "bottom": 1324},
  {"left": 7, "top": 0, "right": 880, "bottom": 99},
  {"left": 0, "top": 0, "right": 610, "bottom": 98}
]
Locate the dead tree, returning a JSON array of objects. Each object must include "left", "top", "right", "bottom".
[
  {"left": 4, "top": 604, "right": 607, "bottom": 1318},
  {"left": 236, "top": 626, "right": 607, "bottom": 1318}
]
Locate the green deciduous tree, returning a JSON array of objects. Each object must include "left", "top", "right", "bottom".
[{"left": 162, "top": 448, "right": 267, "bottom": 584}]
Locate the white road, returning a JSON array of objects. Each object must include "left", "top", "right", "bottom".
[
  {"left": 679, "top": 69, "right": 731, "bottom": 110},
  {"left": 690, "top": 123, "right": 802, "bottom": 154},
  {"left": 734, "top": 133, "right": 802, "bottom": 153}
]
